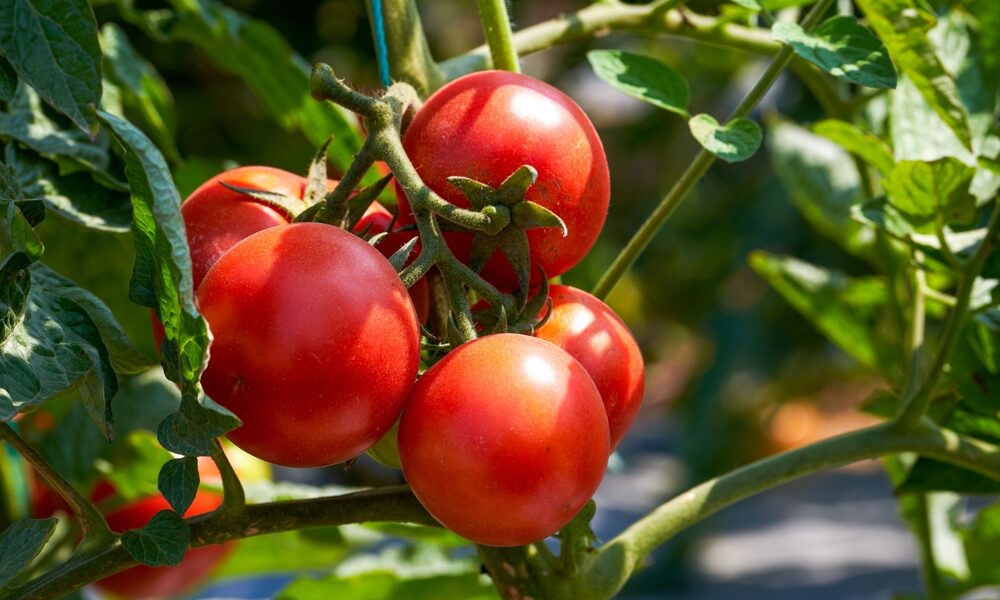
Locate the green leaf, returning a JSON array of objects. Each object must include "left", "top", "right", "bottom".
[
  {"left": 99, "top": 24, "right": 179, "bottom": 165},
  {"left": 38, "top": 400, "right": 106, "bottom": 487},
  {"left": 98, "top": 111, "right": 207, "bottom": 389},
  {"left": 0, "top": 85, "right": 128, "bottom": 192},
  {"left": 884, "top": 158, "right": 976, "bottom": 225},
  {"left": 856, "top": 0, "right": 972, "bottom": 149},
  {"left": 158, "top": 456, "right": 199, "bottom": 514},
  {"left": 896, "top": 493, "right": 970, "bottom": 582},
  {"left": 898, "top": 459, "right": 1000, "bottom": 493},
  {"left": 5, "top": 145, "right": 131, "bottom": 232},
  {"left": 277, "top": 545, "right": 497, "bottom": 600},
  {"left": 812, "top": 119, "right": 896, "bottom": 176},
  {"left": 96, "top": 430, "right": 173, "bottom": 503},
  {"left": 121, "top": 509, "right": 190, "bottom": 567},
  {"left": 0, "top": 263, "right": 127, "bottom": 439},
  {"left": 586, "top": 50, "right": 690, "bottom": 117},
  {"left": 209, "top": 528, "right": 349, "bottom": 580},
  {"left": 0, "top": 518, "right": 57, "bottom": 587},
  {"left": 772, "top": 16, "right": 896, "bottom": 88},
  {"left": 749, "top": 252, "right": 888, "bottom": 368},
  {"left": 0, "top": 253, "right": 30, "bottom": 345},
  {"left": 0, "top": 0, "right": 102, "bottom": 135},
  {"left": 689, "top": 115, "right": 761, "bottom": 163},
  {"left": 963, "top": 501, "right": 1000, "bottom": 586},
  {"left": 0, "top": 56, "right": 15, "bottom": 102},
  {"left": 157, "top": 393, "right": 240, "bottom": 457},
  {"left": 767, "top": 118, "right": 874, "bottom": 259},
  {"left": 121, "top": 0, "right": 363, "bottom": 175},
  {"left": 731, "top": 0, "right": 763, "bottom": 10}
]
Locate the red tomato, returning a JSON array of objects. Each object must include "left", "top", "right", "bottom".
[
  {"left": 397, "top": 70, "right": 610, "bottom": 291},
  {"left": 535, "top": 285, "right": 645, "bottom": 449},
  {"left": 197, "top": 223, "right": 421, "bottom": 467},
  {"left": 398, "top": 334, "right": 609, "bottom": 546},
  {"left": 356, "top": 201, "right": 430, "bottom": 323},
  {"left": 95, "top": 457, "right": 230, "bottom": 600}
]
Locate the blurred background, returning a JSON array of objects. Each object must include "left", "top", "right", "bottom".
[{"left": 31, "top": 0, "right": 929, "bottom": 598}]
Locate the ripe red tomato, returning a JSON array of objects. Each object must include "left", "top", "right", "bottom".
[
  {"left": 357, "top": 201, "right": 429, "bottom": 323},
  {"left": 95, "top": 457, "right": 230, "bottom": 600},
  {"left": 535, "top": 285, "right": 645, "bottom": 449},
  {"left": 398, "top": 334, "right": 609, "bottom": 546},
  {"left": 397, "top": 70, "right": 610, "bottom": 291},
  {"left": 197, "top": 223, "right": 421, "bottom": 467}
]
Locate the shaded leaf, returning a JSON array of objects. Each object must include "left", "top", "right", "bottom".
[
  {"left": 813, "top": 119, "right": 895, "bottom": 176},
  {"left": 884, "top": 158, "right": 975, "bottom": 226},
  {"left": 121, "top": 510, "right": 190, "bottom": 567},
  {"left": 772, "top": 16, "right": 896, "bottom": 88},
  {"left": 158, "top": 456, "right": 199, "bottom": 514},
  {"left": 0, "top": 0, "right": 102, "bottom": 135},
  {"left": 587, "top": 50, "right": 690, "bottom": 117},
  {"left": 0, "top": 518, "right": 57, "bottom": 587},
  {"left": 157, "top": 394, "right": 240, "bottom": 457},
  {"left": 0, "top": 56, "right": 15, "bottom": 102},
  {"left": 688, "top": 114, "right": 762, "bottom": 163}
]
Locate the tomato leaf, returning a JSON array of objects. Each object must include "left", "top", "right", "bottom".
[
  {"left": 4, "top": 145, "right": 132, "bottom": 233},
  {"left": 0, "top": 518, "right": 57, "bottom": 587},
  {"left": 884, "top": 158, "right": 976, "bottom": 227},
  {"left": 587, "top": 50, "right": 690, "bottom": 118},
  {"left": 0, "top": 253, "right": 30, "bottom": 345},
  {"left": 856, "top": 0, "right": 972, "bottom": 150},
  {"left": 157, "top": 394, "right": 240, "bottom": 457},
  {"left": 1, "top": 171, "right": 44, "bottom": 261},
  {"left": 749, "top": 252, "right": 890, "bottom": 370},
  {"left": 121, "top": 510, "right": 190, "bottom": 567},
  {"left": 688, "top": 115, "right": 761, "bottom": 163},
  {"left": 0, "top": 56, "right": 15, "bottom": 102},
  {"left": 158, "top": 456, "right": 200, "bottom": 515},
  {"left": 99, "top": 24, "right": 179, "bottom": 165},
  {"left": 0, "top": 0, "right": 102, "bottom": 136},
  {"left": 772, "top": 16, "right": 896, "bottom": 89},
  {"left": 812, "top": 119, "right": 896, "bottom": 176},
  {"left": 963, "top": 501, "right": 1000, "bottom": 587}
]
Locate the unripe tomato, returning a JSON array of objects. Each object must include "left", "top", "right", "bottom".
[
  {"left": 197, "top": 223, "right": 421, "bottom": 467},
  {"left": 535, "top": 285, "right": 645, "bottom": 449},
  {"left": 398, "top": 334, "right": 609, "bottom": 546},
  {"left": 95, "top": 457, "right": 230, "bottom": 600},
  {"left": 397, "top": 70, "right": 610, "bottom": 291}
]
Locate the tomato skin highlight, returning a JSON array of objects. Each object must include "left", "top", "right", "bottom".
[
  {"left": 197, "top": 222, "right": 421, "bottom": 467},
  {"left": 535, "top": 285, "right": 645, "bottom": 450},
  {"left": 397, "top": 70, "right": 610, "bottom": 290},
  {"left": 398, "top": 334, "right": 610, "bottom": 546}
]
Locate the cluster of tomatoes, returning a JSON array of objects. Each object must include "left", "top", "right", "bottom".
[{"left": 150, "top": 71, "right": 645, "bottom": 567}]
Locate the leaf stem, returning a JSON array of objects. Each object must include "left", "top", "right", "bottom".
[
  {"left": 592, "top": 0, "right": 836, "bottom": 299},
  {"left": 211, "top": 441, "right": 245, "bottom": 513},
  {"left": 0, "top": 423, "right": 113, "bottom": 541},
  {"left": 476, "top": 0, "right": 521, "bottom": 73}
]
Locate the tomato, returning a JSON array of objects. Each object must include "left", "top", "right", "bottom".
[
  {"left": 95, "top": 457, "right": 230, "bottom": 600},
  {"left": 197, "top": 223, "right": 421, "bottom": 467},
  {"left": 397, "top": 70, "right": 610, "bottom": 291},
  {"left": 357, "top": 201, "right": 430, "bottom": 323},
  {"left": 534, "top": 285, "right": 645, "bottom": 450},
  {"left": 398, "top": 334, "right": 609, "bottom": 546}
]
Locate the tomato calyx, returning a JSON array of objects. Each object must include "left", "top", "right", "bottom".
[
  {"left": 217, "top": 182, "right": 304, "bottom": 219},
  {"left": 448, "top": 165, "right": 567, "bottom": 294}
]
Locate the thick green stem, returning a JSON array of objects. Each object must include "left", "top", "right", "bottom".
[
  {"left": 211, "top": 441, "right": 245, "bottom": 513},
  {"left": 896, "top": 204, "right": 1000, "bottom": 426},
  {"left": 0, "top": 423, "right": 113, "bottom": 541},
  {"left": 910, "top": 493, "right": 948, "bottom": 600},
  {"left": 582, "top": 421, "right": 1000, "bottom": 598},
  {"left": 591, "top": 0, "right": 836, "bottom": 299},
  {"left": 372, "top": 0, "right": 445, "bottom": 96},
  {"left": 476, "top": 0, "right": 520, "bottom": 73},
  {"left": 9, "top": 486, "right": 432, "bottom": 600}
]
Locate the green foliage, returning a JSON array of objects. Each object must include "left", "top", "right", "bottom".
[
  {"left": 772, "top": 16, "right": 896, "bottom": 88},
  {"left": 158, "top": 456, "right": 199, "bottom": 514},
  {"left": 0, "top": 517, "right": 57, "bottom": 587},
  {"left": 586, "top": 50, "right": 690, "bottom": 117},
  {"left": 120, "top": 509, "right": 190, "bottom": 567},
  {"left": 688, "top": 115, "right": 762, "bottom": 163}
]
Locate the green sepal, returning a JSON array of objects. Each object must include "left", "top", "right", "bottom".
[
  {"left": 303, "top": 137, "right": 333, "bottom": 207},
  {"left": 217, "top": 183, "right": 303, "bottom": 220}
]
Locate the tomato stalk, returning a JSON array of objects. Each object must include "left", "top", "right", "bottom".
[
  {"left": 591, "top": 0, "right": 837, "bottom": 299},
  {"left": 0, "top": 423, "right": 114, "bottom": 542},
  {"left": 368, "top": 0, "right": 445, "bottom": 96},
  {"left": 475, "top": 0, "right": 521, "bottom": 73},
  {"left": 209, "top": 440, "right": 245, "bottom": 514}
]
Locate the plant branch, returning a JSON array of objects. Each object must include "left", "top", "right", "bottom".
[
  {"left": 371, "top": 0, "right": 445, "bottom": 96},
  {"left": 476, "top": 0, "right": 521, "bottom": 73},
  {"left": 591, "top": 0, "right": 836, "bottom": 299},
  {"left": 896, "top": 204, "right": 1000, "bottom": 426},
  {"left": 211, "top": 441, "right": 245, "bottom": 513},
  {"left": 581, "top": 421, "right": 1000, "bottom": 598},
  {"left": 0, "top": 423, "right": 113, "bottom": 541},
  {"left": 10, "top": 486, "right": 432, "bottom": 600}
]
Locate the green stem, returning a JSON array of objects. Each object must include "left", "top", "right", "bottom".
[
  {"left": 211, "top": 441, "right": 245, "bottom": 513},
  {"left": 10, "top": 486, "right": 431, "bottom": 600},
  {"left": 0, "top": 423, "right": 113, "bottom": 541},
  {"left": 896, "top": 204, "right": 1000, "bottom": 426},
  {"left": 476, "top": 0, "right": 520, "bottom": 73},
  {"left": 372, "top": 0, "right": 445, "bottom": 96},
  {"left": 582, "top": 420, "right": 1000, "bottom": 598},
  {"left": 591, "top": 0, "right": 836, "bottom": 299},
  {"left": 905, "top": 252, "right": 927, "bottom": 396},
  {"left": 911, "top": 493, "right": 948, "bottom": 600}
]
